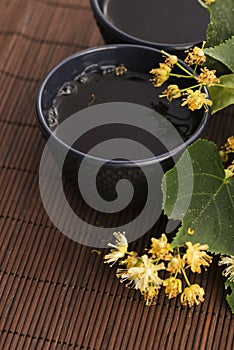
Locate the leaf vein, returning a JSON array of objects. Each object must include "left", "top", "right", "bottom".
[{"left": 185, "top": 182, "right": 224, "bottom": 226}]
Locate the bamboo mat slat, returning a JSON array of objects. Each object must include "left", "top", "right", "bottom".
[{"left": 0, "top": 0, "right": 233, "bottom": 349}]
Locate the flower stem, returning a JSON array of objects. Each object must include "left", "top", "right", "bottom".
[
  {"left": 170, "top": 73, "right": 194, "bottom": 79},
  {"left": 194, "top": 63, "right": 198, "bottom": 75},
  {"left": 182, "top": 268, "right": 191, "bottom": 286},
  {"left": 176, "top": 62, "right": 195, "bottom": 77},
  {"left": 161, "top": 50, "right": 171, "bottom": 57},
  {"left": 180, "top": 84, "right": 201, "bottom": 92},
  {"left": 197, "top": 0, "right": 208, "bottom": 9}
]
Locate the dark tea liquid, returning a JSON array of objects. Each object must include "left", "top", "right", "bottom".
[
  {"left": 49, "top": 65, "right": 200, "bottom": 157},
  {"left": 103, "top": 0, "right": 209, "bottom": 45}
]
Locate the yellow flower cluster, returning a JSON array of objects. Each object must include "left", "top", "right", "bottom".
[
  {"left": 104, "top": 232, "right": 212, "bottom": 307},
  {"left": 116, "top": 253, "right": 165, "bottom": 306},
  {"left": 149, "top": 42, "right": 218, "bottom": 112},
  {"left": 150, "top": 52, "right": 179, "bottom": 87}
]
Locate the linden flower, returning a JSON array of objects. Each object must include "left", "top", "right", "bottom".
[
  {"left": 183, "top": 242, "right": 212, "bottom": 273},
  {"left": 167, "top": 255, "right": 185, "bottom": 274},
  {"left": 181, "top": 284, "right": 205, "bottom": 307},
  {"left": 120, "top": 252, "right": 139, "bottom": 268},
  {"left": 197, "top": 67, "right": 220, "bottom": 86},
  {"left": 219, "top": 150, "right": 228, "bottom": 163},
  {"left": 219, "top": 256, "right": 234, "bottom": 282},
  {"left": 164, "top": 54, "right": 178, "bottom": 68},
  {"left": 116, "top": 253, "right": 141, "bottom": 286},
  {"left": 184, "top": 44, "right": 206, "bottom": 66},
  {"left": 104, "top": 232, "right": 128, "bottom": 266},
  {"left": 181, "top": 89, "right": 212, "bottom": 111},
  {"left": 149, "top": 234, "right": 172, "bottom": 260},
  {"left": 164, "top": 277, "right": 182, "bottom": 299},
  {"left": 159, "top": 84, "right": 181, "bottom": 102},
  {"left": 150, "top": 63, "right": 171, "bottom": 87},
  {"left": 116, "top": 267, "right": 134, "bottom": 287},
  {"left": 115, "top": 64, "right": 127, "bottom": 76},
  {"left": 141, "top": 285, "right": 160, "bottom": 306},
  {"left": 227, "top": 161, "right": 234, "bottom": 175},
  {"left": 127, "top": 254, "right": 165, "bottom": 291},
  {"left": 225, "top": 136, "right": 234, "bottom": 152}
]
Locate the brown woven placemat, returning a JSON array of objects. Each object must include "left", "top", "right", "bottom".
[{"left": 0, "top": 1, "right": 233, "bottom": 349}]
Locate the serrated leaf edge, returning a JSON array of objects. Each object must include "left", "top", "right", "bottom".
[
  {"left": 204, "top": 36, "right": 234, "bottom": 73},
  {"left": 162, "top": 139, "right": 220, "bottom": 218}
]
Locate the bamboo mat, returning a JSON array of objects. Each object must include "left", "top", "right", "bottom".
[{"left": 0, "top": 0, "right": 233, "bottom": 349}]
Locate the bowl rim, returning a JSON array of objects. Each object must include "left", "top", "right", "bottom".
[
  {"left": 35, "top": 44, "right": 210, "bottom": 167},
  {"left": 90, "top": 0, "right": 208, "bottom": 50}
]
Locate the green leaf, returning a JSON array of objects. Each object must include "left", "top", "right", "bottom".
[
  {"left": 202, "top": 0, "right": 234, "bottom": 75},
  {"left": 225, "top": 281, "right": 234, "bottom": 313},
  {"left": 205, "top": 57, "right": 231, "bottom": 77},
  {"left": 205, "top": 0, "right": 234, "bottom": 48},
  {"left": 162, "top": 139, "right": 234, "bottom": 255},
  {"left": 204, "top": 37, "right": 234, "bottom": 73},
  {"left": 208, "top": 73, "right": 234, "bottom": 114}
]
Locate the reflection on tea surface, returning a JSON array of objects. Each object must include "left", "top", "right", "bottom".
[
  {"left": 103, "top": 0, "right": 209, "bottom": 45},
  {"left": 48, "top": 64, "right": 200, "bottom": 156}
]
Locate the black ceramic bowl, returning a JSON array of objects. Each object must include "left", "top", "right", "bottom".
[
  {"left": 35, "top": 44, "right": 210, "bottom": 206},
  {"left": 90, "top": 0, "right": 209, "bottom": 53}
]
